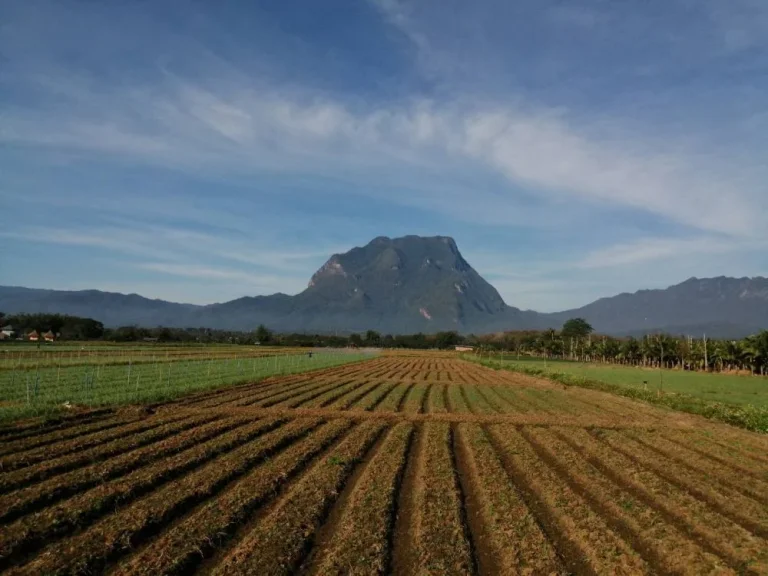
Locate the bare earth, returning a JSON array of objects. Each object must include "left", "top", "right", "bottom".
[{"left": 1, "top": 355, "right": 766, "bottom": 575}]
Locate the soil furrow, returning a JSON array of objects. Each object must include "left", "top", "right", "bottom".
[
  {"left": 0, "top": 418, "right": 284, "bottom": 572},
  {"left": 0, "top": 413, "right": 216, "bottom": 495},
  {"left": 303, "top": 379, "right": 372, "bottom": 409},
  {"left": 326, "top": 381, "right": 381, "bottom": 410},
  {"left": 533, "top": 426, "right": 729, "bottom": 575},
  {"left": 407, "top": 421, "right": 475, "bottom": 575},
  {"left": 486, "top": 424, "right": 649, "bottom": 575},
  {"left": 400, "top": 383, "right": 427, "bottom": 414},
  {"left": 678, "top": 431, "right": 768, "bottom": 472},
  {"left": 10, "top": 418, "right": 318, "bottom": 576},
  {"left": 637, "top": 431, "right": 768, "bottom": 501},
  {"left": 449, "top": 423, "right": 480, "bottom": 576},
  {"left": 392, "top": 422, "right": 423, "bottom": 576},
  {"left": 110, "top": 419, "right": 354, "bottom": 576},
  {"left": 626, "top": 431, "right": 768, "bottom": 506},
  {"left": 0, "top": 415, "right": 139, "bottom": 461},
  {"left": 455, "top": 423, "right": 561, "bottom": 575},
  {"left": 348, "top": 381, "right": 399, "bottom": 411},
  {"left": 423, "top": 382, "right": 442, "bottom": 413},
  {"left": 0, "top": 414, "right": 234, "bottom": 525},
  {"left": 0, "top": 410, "right": 114, "bottom": 445},
  {"left": 589, "top": 429, "right": 768, "bottom": 574},
  {"left": 458, "top": 385, "right": 477, "bottom": 414},
  {"left": 470, "top": 385, "right": 505, "bottom": 413},
  {"left": 305, "top": 422, "right": 413, "bottom": 575},
  {"left": 588, "top": 430, "right": 768, "bottom": 539},
  {"left": 209, "top": 420, "right": 387, "bottom": 575},
  {"left": 195, "top": 375, "right": 325, "bottom": 409},
  {"left": 373, "top": 382, "right": 412, "bottom": 413},
  {"left": 259, "top": 378, "right": 358, "bottom": 408}
]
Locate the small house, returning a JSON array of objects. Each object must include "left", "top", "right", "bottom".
[
  {"left": 43, "top": 330, "right": 55, "bottom": 342},
  {"left": 455, "top": 345, "right": 474, "bottom": 352},
  {"left": 27, "top": 330, "right": 40, "bottom": 342},
  {"left": 1, "top": 325, "right": 14, "bottom": 338}
]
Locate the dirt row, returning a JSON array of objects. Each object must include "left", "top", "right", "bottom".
[
  {"left": 163, "top": 357, "right": 682, "bottom": 428},
  {"left": 2, "top": 355, "right": 767, "bottom": 574},
  {"left": 2, "top": 418, "right": 765, "bottom": 574}
]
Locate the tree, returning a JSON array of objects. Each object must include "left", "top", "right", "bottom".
[
  {"left": 157, "top": 327, "right": 173, "bottom": 342},
  {"left": 349, "top": 333, "right": 363, "bottom": 347},
  {"left": 561, "top": 318, "right": 594, "bottom": 340},
  {"left": 255, "top": 324, "right": 272, "bottom": 344},
  {"left": 435, "top": 331, "right": 461, "bottom": 349},
  {"left": 561, "top": 318, "right": 593, "bottom": 360},
  {"left": 364, "top": 330, "right": 381, "bottom": 347}
]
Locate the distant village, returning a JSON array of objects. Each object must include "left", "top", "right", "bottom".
[{"left": 0, "top": 325, "right": 57, "bottom": 342}]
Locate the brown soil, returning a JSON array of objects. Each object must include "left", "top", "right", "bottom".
[
  {"left": 2, "top": 355, "right": 766, "bottom": 575},
  {"left": 391, "top": 422, "right": 424, "bottom": 576}
]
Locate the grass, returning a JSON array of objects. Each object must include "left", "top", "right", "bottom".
[
  {"left": 493, "top": 355, "right": 768, "bottom": 408},
  {"left": 468, "top": 355, "right": 768, "bottom": 434},
  {"left": 0, "top": 344, "right": 307, "bottom": 370},
  {"left": 0, "top": 348, "right": 374, "bottom": 423}
]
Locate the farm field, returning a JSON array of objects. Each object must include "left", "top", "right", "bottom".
[
  {"left": 0, "top": 344, "right": 325, "bottom": 370},
  {"left": 1, "top": 355, "right": 766, "bottom": 575},
  {"left": 0, "top": 347, "right": 371, "bottom": 422},
  {"left": 492, "top": 355, "right": 768, "bottom": 408}
]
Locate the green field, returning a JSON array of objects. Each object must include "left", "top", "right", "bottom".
[
  {"left": 495, "top": 356, "right": 768, "bottom": 408},
  {"left": 0, "top": 346, "right": 373, "bottom": 422}
]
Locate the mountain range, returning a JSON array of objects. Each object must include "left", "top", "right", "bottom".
[{"left": 2, "top": 235, "right": 767, "bottom": 338}]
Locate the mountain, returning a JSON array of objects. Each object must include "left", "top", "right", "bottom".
[
  {"left": 547, "top": 276, "right": 768, "bottom": 337},
  {"left": 0, "top": 286, "right": 200, "bottom": 328},
  {"left": 1, "top": 236, "right": 767, "bottom": 337},
  {"left": 267, "top": 235, "right": 538, "bottom": 333},
  {"left": 0, "top": 236, "right": 538, "bottom": 333},
  {"left": 200, "top": 236, "right": 540, "bottom": 333}
]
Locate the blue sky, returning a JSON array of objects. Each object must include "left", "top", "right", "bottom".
[{"left": 1, "top": 0, "right": 767, "bottom": 311}]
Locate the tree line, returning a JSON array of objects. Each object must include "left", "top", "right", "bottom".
[
  {"left": 3, "top": 312, "right": 766, "bottom": 375},
  {"left": 106, "top": 325, "right": 464, "bottom": 349},
  {"left": 471, "top": 318, "right": 768, "bottom": 376},
  {"left": 0, "top": 315, "right": 462, "bottom": 349}
]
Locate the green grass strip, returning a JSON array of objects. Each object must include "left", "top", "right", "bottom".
[{"left": 467, "top": 357, "right": 768, "bottom": 434}]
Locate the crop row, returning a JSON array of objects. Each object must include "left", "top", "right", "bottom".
[
  {"left": 187, "top": 374, "right": 671, "bottom": 425},
  {"left": 0, "top": 351, "right": 372, "bottom": 421},
  {"left": 3, "top": 417, "right": 765, "bottom": 575}
]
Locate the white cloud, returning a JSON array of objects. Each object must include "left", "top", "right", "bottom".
[
  {"left": 1, "top": 225, "right": 339, "bottom": 274},
  {"left": 4, "top": 78, "right": 765, "bottom": 239},
  {"left": 575, "top": 236, "right": 761, "bottom": 269},
  {"left": 136, "top": 262, "right": 296, "bottom": 292}
]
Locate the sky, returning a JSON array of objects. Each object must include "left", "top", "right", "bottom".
[{"left": 1, "top": 0, "right": 767, "bottom": 312}]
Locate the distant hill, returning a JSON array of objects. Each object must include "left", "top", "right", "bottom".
[
  {"left": 1, "top": 236, "right": 766, "bottom": 338},
  {"left": 547, "top": 276, "right": 768, "bottom": 337}
]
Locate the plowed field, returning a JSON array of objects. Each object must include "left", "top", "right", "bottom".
[{"left": 1, "top": 356, "right": 766, "bottom": 575}]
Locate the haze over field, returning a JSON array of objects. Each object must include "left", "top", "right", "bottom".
[{"left": 2, "top": 1, "right": 767, "bottom": 313}]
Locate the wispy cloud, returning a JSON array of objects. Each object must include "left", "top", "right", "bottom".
[
  {"left": 576, "top": 237, "right": 747, "bottom": 269},
  {"left": 2, "top": 0, "right": 767, "bottom": 311},
  {"left": 136, "top": 263, "right": 297, "bottom": 293},
  {"left": 4, "top": 75, "right": 765, "bottom": 239},
  {"left": 1, "top": 225, "right": 338, "bottom": 273}
]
